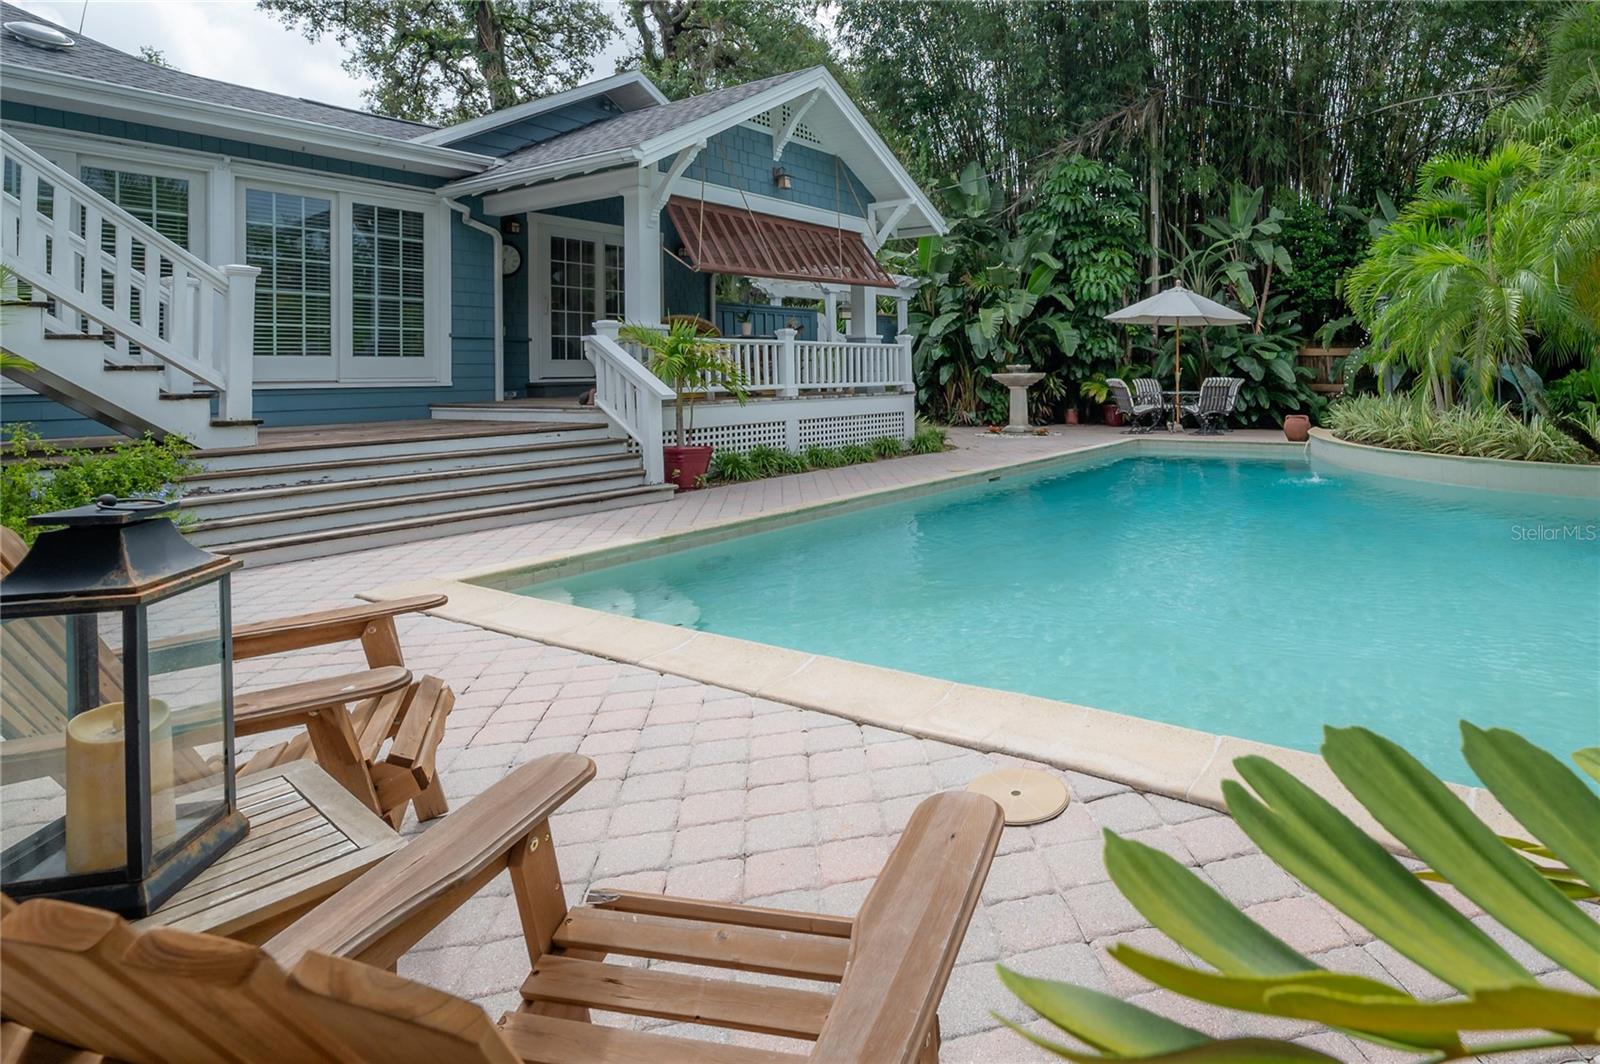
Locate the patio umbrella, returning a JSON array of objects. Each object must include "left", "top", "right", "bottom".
[{"left": 1104, "top": 282, "right": 1249, "bottom": 430}]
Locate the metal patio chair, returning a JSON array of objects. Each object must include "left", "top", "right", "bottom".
[
  {"left": 1182, "top": 376, "right": 1237, "bottom": 434},
  {"left": 1107, "top": 378, "right": 1163, "bottom": 433}
]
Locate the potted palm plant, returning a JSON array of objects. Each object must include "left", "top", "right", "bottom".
[{"left": 618, "top": 321, "right": 750, "bottom": 490}]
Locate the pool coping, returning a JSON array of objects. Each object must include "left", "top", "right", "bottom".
[
  {"left": 1309, "top": 428, "right": 1600, "bottom": 498},
  {"left": 361, "top": 434, "right": 1521, "bottom": 849}
]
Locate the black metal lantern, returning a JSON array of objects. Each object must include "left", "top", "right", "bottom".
[{"left": 0, "top": 495, "right": 247, "bottom": 916}]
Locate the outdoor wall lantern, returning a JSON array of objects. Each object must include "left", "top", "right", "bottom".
[
  {"left": 772, "top": 167, "right": 793, "bottom": 190},
  {"left": 0, "top": 495, "right": 247, "bottom": 916}
]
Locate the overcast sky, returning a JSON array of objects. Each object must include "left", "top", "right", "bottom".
[{"left": 9, "top": 0, "right": 641, "bottom": 112}]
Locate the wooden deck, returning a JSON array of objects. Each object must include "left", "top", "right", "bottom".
[{"left": 197, "top": 418, "right": 594, "bottom": 457}]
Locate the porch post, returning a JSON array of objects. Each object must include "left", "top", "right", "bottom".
[
  {"left": 220, "top": 264, "right": 260, "bottom": 423},
  {"left": 898, "top": 332, "right": 915, "bottom": 393},
  {"left": 896, "top": 295, "right": 909, "bottom": 334},
  {"left": 621, "top": 168, "right": 663, "bottom": 326},
  {"left": 776, "top": 327, "right": 798, "bottom": 397},
  {"left": 822, "top": 289, "right": 839, "bottom": 341},
  {"left": 848, "top": 284, "right": 872, "bottom": 341}
]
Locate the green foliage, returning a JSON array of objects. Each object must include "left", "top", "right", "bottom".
[
  {"left": 258, "top": 0, "right": 615, "bottom": 122},
  {"left": 1275, "top": 203, "right": 1366, "bottom": 338},
  {"left": 1326, "top": 395, "right": 1592, "bottom": 464},
  {"left": 1000, "top": 723, "right": 1600, "bottom": 1061},
  {"left": 869, "top": 435, "right": 904, "bottom": 459},
  {"left": 838, "top": 442, "right": 876, "bottom": 464},
  {"left": 706, "top": 449, "right": 759, "bottom": 482},
  {"left": 1545, "top": 365, "right": 1600, "bottom": 421},
  {"left": 746, "top": 445, "right": 809, "bottom": 477},
  {"left": 2, "top": 426, "right": 197, "bottom": 545},
  {"left": 909, "top": 420, "right": 948, "bottom": 454},
  {"left": 625, "top": 0, "right": 835, "bottom": 100},
  {"left": 618, "top": 321, "right": 749, "bottom": 447},
  {"left": 802, "top": 445, "right": 849, "bottom": 469}
]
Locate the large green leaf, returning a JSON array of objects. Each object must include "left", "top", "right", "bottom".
[
  {"left": 1264, "top": 983, "right": 1600, "bottom": 1040},
  {"left": 1108, "top": 946, "right": 1460, "bottom": 1053},
  {"left": 1224, "top": 758, "right": 1530, "bottom": 994},
  {"left": 996, "top": 1018, "right": 1341, "bottom": 1064},
  {"left": 1321, "top": 726, "right": 1600, "bottom": 987},
  {"left": 1460, "top": 724, "right": 1600, "bottom": 897},
  {"left": 1102, "top": 833, "right": 1311, "bottom": 976},
  {"left": 1572, "top": 747, "right": 1600, "bottom": 786},
  {"left": 997, "top": 967, "right": 1210, "bottom": 1057}
]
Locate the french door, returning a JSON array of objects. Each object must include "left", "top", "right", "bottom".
[{"left": 536, "top": 227, "right": 623, "bottom": 382}]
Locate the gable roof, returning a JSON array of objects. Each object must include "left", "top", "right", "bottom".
[
  {"left": 414, "top": 71, "right": 667, "bottom": 148},
  {"left": 0, "top": 3, "right": 430, "bottom": 140}
]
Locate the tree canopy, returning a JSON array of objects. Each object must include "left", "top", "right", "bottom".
[
  {"left": 623, "top": 0, "right": 835, "bottom": 100},
  {"left": 259, "top": 0, "right": 616, "bottom": 124}
]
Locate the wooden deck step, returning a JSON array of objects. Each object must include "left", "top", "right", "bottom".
[
  {"left": 521, "top": 955, "right": 833, "bottom": 1038},
  {"left": 183, "top": 435, "right": 626, "bottom": 486},
  {"left": 551, "top": 908, "right": 850, "bottom": 982},
  {"left": 498, "top": 1012, "right": 808, "bottom": 1064}
]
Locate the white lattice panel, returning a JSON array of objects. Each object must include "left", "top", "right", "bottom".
[
  {"left": 686, "top": 420, "right": 788, "bottom": 453},
  {"left": 796, "top": 411, "right": 908, "bottom": 448},
  {"left": 746, "top": 106, "right": 822, "bottom": 147}
]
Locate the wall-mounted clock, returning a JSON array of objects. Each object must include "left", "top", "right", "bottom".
[{"left": 501, "top": 244, "right": 522, "bottom": 276}]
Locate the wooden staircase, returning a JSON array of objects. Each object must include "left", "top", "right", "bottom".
[{"left": 181, "top": 420, "right": 674, "bottom": 566}]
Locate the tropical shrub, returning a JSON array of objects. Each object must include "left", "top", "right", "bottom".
[
  {"left": 839, "top": 442, "right": 877, "bottom": 464},
  {"left": 869, "top": 435, "right": 905, "bottom": 459},
  {"left": 1275, "top": 201, "right": 1368, "bottom": 341},
  {"left": 803, "top": 445, "right": 849, "bottom": 469},
  {"left": 617, "top": 321, "right": 750, "bottom": 445},
  {"left": 1326, "top": 395, "right": 1592, "bottom": 464},
  {"left": 746, "top": 445, "right": 809, "bottom": 477},
  {"left": 707, "top": 449, "right": 759, "bottom": 482},
  {"left": 2, "top": 426, "right": 197, "bottom": 544},
  {"left": 909, "top": 420, "right": 949, "bottom": 454},
  {"left": 1000, "top": 723, "right": 1600, "bottom": 1061}
]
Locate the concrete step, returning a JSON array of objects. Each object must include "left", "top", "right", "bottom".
[
  {"left": 186, "top": 468, "right": 650, "bottom": 543},
  {"left": 183, "top": 435, "right": 632, "bottom": 492},
  {"left": 210, "top": 482, "right": 677, "bottom": 567},
  {"left": 180, "top": 451, "right": 645, "bottom": 519},
  {"left": 431, "top": 402, "right": 608, "bottom": 426}
]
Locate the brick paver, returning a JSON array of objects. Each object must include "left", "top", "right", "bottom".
[{"left": 223, "top": 429, "right": 1594, "bottom": 1062}]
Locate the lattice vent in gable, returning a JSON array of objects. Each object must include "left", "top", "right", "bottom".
[{"left": 746, "top": 105, "right": 823, "bottom": 149}]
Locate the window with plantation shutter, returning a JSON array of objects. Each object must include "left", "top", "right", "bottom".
[
  {"left": 244, "top": 188, "right": 333, "bottom": 360},
  {"left": 351, "top": 203, "right": 425, "bottom": 360}
]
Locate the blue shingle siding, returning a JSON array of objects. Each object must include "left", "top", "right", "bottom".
[
  {"left": 2, "top": 104, "right": 446, "bottom": 190},
  {"left": 715, "top": 302, "right": 821, "bottom": 339},
  {"left": 537, "top": 198, "right": 625, "bottom": 227},
  {"left": 677, "top": 126, "right": 873, "bottom": 218},
  {"left": 449, "top": 98, "right": 623, "bottom": 157}
]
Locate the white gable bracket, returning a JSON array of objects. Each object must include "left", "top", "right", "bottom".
[
  {"left": 871, "top": 199, "right": 914, "bottom": 247},
  {"left": 771, "top": 90, "right": 820, "bottom": 161},
  {"left": 652, "top": 142, "right": 705, "bottom": 213}
]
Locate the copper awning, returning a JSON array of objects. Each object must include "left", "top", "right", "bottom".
[{"left": 666, "top": 196, "right": 894, "bottom": 287}]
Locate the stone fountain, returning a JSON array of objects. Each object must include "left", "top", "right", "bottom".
[{"left": 991, "top": 364, "right": 1045, "bottom": 434}]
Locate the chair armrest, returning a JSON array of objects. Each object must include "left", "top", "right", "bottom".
[
  {"left": 262, "top": 753, "right": 595, "bottom": 971},
  {"left": 232, "top": 595, "right": 448, "bottom": 661},
  {"left": 233, "top": 666, "right": 412, "bottom": 736}
]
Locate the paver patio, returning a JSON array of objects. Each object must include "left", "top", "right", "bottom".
[{"left": 228, "top": 427, "right": 1593, "bottom": 1064}]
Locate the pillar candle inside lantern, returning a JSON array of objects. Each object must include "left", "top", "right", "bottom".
[{"left": 65, "top": 700, "right": 177, "bottom": 873}]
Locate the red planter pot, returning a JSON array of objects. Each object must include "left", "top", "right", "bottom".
[
  {"left": 1102, "top": 403, "right": 1123, "bottom": 427},
  {"left": 1282, "top": 414, "right": 1311, "bottom": 442},
  {"left": 1064, "top": 408, "right": 1080, "bottom": 425},
  {"left": 663, "top": 444, "right": 714, "bottom": 490}
]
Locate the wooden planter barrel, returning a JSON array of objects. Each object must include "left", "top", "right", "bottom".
[{"left": 1297, "top": 346, "right": 1355, "bottom": 396}]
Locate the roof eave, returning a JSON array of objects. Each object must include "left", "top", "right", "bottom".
[
  {"left": 412, "top": 71, "right": 668, "bottom": 148},
  {"left": 439, "top": 147, "right": 645, "bottom": 197},
  {"left": 2, "top": 67, "right": 494, "bottom": 177}
]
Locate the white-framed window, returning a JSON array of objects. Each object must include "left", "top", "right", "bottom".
[
  {"left": 238, "top": 180, "right": 449, "bottom": 385},
  {"left": 530, "top": 215, "right": 625, "bottom": 382}
]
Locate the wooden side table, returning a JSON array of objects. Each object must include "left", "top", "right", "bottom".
[{"left": 134, "top": 760, "right": 402, "bottom": 943}]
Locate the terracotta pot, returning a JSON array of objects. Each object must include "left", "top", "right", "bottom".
[
  {"left": 1102, "top": 403, "right": 1123, "bottom": 427},
  {"left": 740, "top": 322, "right": 753, "bottom": 336},
  {"left": 1064, "top": 408, "right": 1080, "bottom": 425},
  {"left": 663, "top": 444, "right": 713, "bottom": 490},
  {"left": 1282, "top": 414, "right": 1311, "bottom": 442}
]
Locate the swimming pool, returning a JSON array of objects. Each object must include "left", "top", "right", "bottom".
[{"left": 509, "top": 452, "right": 1600, "bottom": 782}]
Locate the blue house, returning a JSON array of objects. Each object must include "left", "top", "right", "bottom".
[{"left": 0, "top": 5, "right": 944, "bottom": 450}]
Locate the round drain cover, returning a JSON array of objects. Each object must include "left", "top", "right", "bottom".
[{"left": 967, "top": 768, "right": 1070, "bottom": 826}]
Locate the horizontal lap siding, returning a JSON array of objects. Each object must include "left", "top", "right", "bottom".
[{"left": 0, "top": 111, "right": 496, "bottom": 434}]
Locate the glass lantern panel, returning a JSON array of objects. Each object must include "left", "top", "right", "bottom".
[
  {"left": 0, "top": 610, "right": 133, "bottom": 885},
  {"left": 145, "top": 582, "right": 229, "bottom": 862}
]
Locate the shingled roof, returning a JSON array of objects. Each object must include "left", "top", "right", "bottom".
[{"left": 0, "top": 2, "right": 433, "bottom": 140}]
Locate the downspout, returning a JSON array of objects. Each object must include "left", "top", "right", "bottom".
[{"left": 447, "top": 198, "right": 505, "bottom": 401}]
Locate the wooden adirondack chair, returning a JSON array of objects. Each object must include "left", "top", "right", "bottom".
[
  {"left": 0, "top": 525, "right": 454, "bottom": 827},
  {"left": 0, "top": 753, "right": 1004, "bottom": 1064}
]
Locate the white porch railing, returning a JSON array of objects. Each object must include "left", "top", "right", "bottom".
[
  {"left": 617, "top": 327, "right": 914, "bottom": 398},
  {"left": 588, "top": 321, "right": 674, "bottom": 483},
  {"left": 0, "top": 130, "right": 259, "bottom": 422}
]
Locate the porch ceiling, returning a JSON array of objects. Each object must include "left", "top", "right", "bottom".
[{"left": 666, "top": 196, "right": 894, "bottom": 287}]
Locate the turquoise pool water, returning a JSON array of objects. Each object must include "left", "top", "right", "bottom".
[{"left": 512, "top": 452, "right": 1600, "bottom": 782}]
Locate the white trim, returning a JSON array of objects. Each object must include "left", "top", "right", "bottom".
[
  {"left": 481, "top": 167, "right": 642, "bottom": 215},
  {"left": 771, "top": 90, "right": 819, "bottom": 160},
  {"left": 414, "top": 72, "right": 668, "bottom": 147},
  {"left": 653, "top": 143, "right": 704, "bottom": 213},
  {"left": 1, "top": 66, "right": 492, "bottom": 177},
  {"left": 528, "top": 214, "right": 627, "bottom": 383},
  {"left": 444, "top": 148, "right": 643, "bottom": 197},
  {"left": 869, "top": 200, "right": 913, "bottom": 249}
]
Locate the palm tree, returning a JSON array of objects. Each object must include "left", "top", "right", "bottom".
[{"left": 616, "top": 320, "right": 749, "bottom": 447}]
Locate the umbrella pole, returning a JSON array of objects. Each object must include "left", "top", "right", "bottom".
[{"left": 1173, "top": 324, "right": 1182, "bottom": 432}]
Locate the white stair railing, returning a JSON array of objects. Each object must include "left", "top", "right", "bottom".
[
  {"left": 587, "top": 322, "right": 673, "bottom": 484},
  {"left": 0, "top": 130, "right": 259, "bottom": 422}
]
